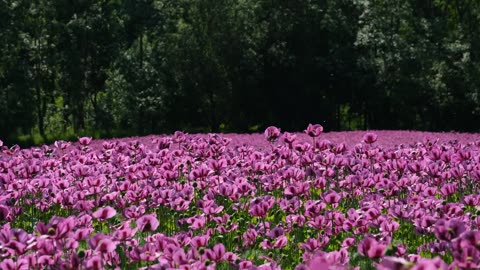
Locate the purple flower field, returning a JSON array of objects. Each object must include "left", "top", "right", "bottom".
[{"left": 0, "top": 126, "right": 480, "bottom": 269}]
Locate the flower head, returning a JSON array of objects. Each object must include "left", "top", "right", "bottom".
[
  {"left": 137, "top": 213, "right": 159, "bottom": 232},
  {"left": 377, "top": 257, "right": 412, "bottom": 270},
  {"left": 264, "top": 126, "right": 281, "bottom": 142},
  {"left": 322, "top": 190, "right": 341, "bottom": 205},
  {"left": 363, "top": 132, "right": 378, "bottom": 144},
  {"left": 88, "top": 234, "right": 117, "bottom": 253},
  {"left": 92, "top": 206, "right": 116, "bottom": 221},
  {"left": 78, "top": 137, "right": 92, "bottom": 146},
  {"left": 305, "top": 124, "right": 324, "bottom": 138},
  {"left": 358, "top": 236, "right": 386, "bottom": 258}
]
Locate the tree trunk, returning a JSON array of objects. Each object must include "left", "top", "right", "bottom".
[
  {"left": 209, "top": 88, "right": 217, "bottom": 132},
  {"left": 35, "top": 82, "right": 46, "bottom": 140},
  {"left": 34, "top": 40, "right": 46, "bottom": 140},
  {"left": 139, "top": 33, "right": 143, "bottom": 70},
  {"left": 91, "top": 92, "right": 99, "bottom": 130}
]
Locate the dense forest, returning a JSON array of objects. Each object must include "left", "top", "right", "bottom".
[{"left": 1, "top": 0, "right": 480, "bottom": 146}]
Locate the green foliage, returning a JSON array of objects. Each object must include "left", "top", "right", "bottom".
[{"left": 1, "top": 0, "right": 480, "bottom": 146}]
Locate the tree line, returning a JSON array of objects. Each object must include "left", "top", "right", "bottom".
[{"left": 1, "top": 0, "right": 479, "bottom": 146}]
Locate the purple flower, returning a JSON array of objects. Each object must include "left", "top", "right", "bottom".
[
  {"left": 85, "top": 255, "right": 103, "bottom": 270},
  {"left": 137, "top": 213, "right": 160, "bottom": 232},
  {"left": 249, "top": 202, "right": 269, "bottom": 218},
  {"left": 322, "top": 190, "right": 341, "bottom": 205},
  {"left": 173, "top": 248, "right": 188, "bottom": 265},
  {"left": 74, "top": 228, "right": 92, "bottom": 241},
  {"left": 78, "top": 137, "right": 92, "bottom": 146},
  {"left": 380, "top": 220, "right": 400, "bottom": 234},
  {"left": 377, "top": 257, "right": 411, "bottom": 270},
  {"left": 463, "top": 195, "right": 479, "bottom": 206},
  {"left": 452, "top": 230, "right": 480, "bottom": 250},
  {"left": 358, "top": 236, "right": 387, "bottom": 258},
  {"left": 92, "top": 206, "right": 116, "bottom": 221},
  {"left": 305, "top": 124, "right": 324, "bottom": 138},
  {"left": 298, "top": 250, "right": 348, "bottom": 270},
  {"left": 54, "top": 140, "right": 70, "bottom": 149},
  {"left": 301, "top": 238, "right": 320, "bottom": 252},
  {"left": 363, "top": 132, "right": 378, "bottom": 144},
  {"left": 36, "top": 216, "right": 76, "bottom": 239},
  {"left": 0, "top": 259, "right": 28, "bottom": 270},
  {"left": 264, "top": 126, "right": 281, "bottom": 142},
  {"left": 243, "top": 228, "right": 258, "bottom": 247},
  {"left": 410, "top": 257, "right": 448, "bottom": 270},
  {"left": 205, "top": 243, "right": 226, "bottom": 262},
  {"left": 282, "top": 132, "right": 297, "bottom": 145},
  {"left": 433, "top": 219, "right": 466, "bottom": 241},
  {"left": 342, "top": 237, "right": 355, "bottom": 249},
  {"left": 266, "top": 226, "right": 285, "bottom": 239},
  {"left": 191, "top": 235, "right": 209, "bottom": 248},
  {"left": 239, "top": 260, "right": 254, "bottom": 270},
  {"left": 308, "top": 257, "right": 331, "bottom": 270},
  {"left": 452, "top": 246, "right": 480, "bottom": 269},
  {"left": 273, "top": 236, "right": 288, "bottom": 248},
  {"left": 173, "top": 131, "right": 186, "bottom": 143},
  {"left": 0, "top": 205, "right": 11, "bottom": 221},
  {"left": 439, "top": 183, "right": 456, "bottom": 196},
  {"left": 96, "top": 238, "right": 117, "bottom": 253},
  {"left": 88, "top": 233, "right": 117, "bottom": 253}
]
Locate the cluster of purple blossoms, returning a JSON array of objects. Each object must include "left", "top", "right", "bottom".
[{"left": 0, "top": 125, "right": 479, "bottom": 269}]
